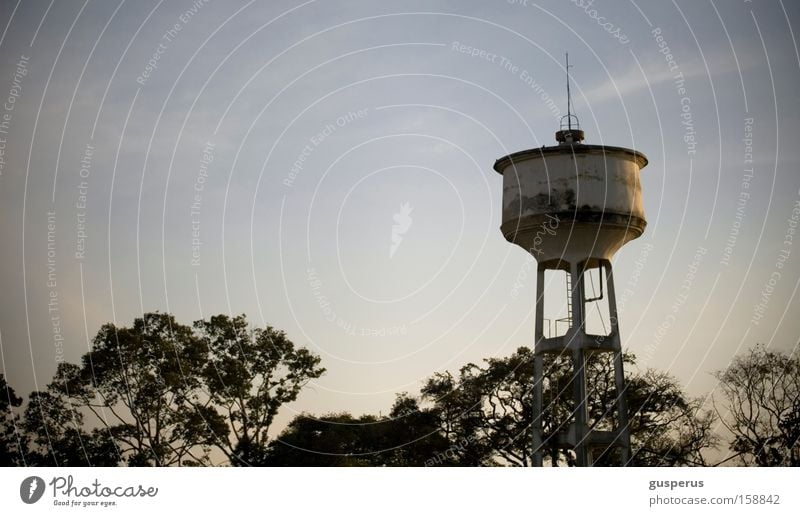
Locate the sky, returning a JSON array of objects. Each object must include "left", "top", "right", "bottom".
[{"left": 0, "top": 0, "right": 798, "bottom": 438}]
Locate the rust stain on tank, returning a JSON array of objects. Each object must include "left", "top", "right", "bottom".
[{"left": 505, "top": 188, "right": 577, "bottom": 215}]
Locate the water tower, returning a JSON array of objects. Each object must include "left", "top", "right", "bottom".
[{"left": 494, "top": 55, "right": 647, "bottom": 466}]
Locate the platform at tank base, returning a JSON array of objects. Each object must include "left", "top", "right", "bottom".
[
  {"left": 544, "top": 427, "right": 626, "bottom": 448},
  {"left": 535, "top": 332, "right": 620, "bottom": 354}
]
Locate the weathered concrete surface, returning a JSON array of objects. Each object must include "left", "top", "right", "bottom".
[{"left": 495, "top": 144, "right": 647, "bottom": 262}]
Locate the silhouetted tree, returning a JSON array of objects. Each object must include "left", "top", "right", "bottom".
[
  {"left": 620, "top": 369, "right": 716, "bottom": 466},
  {"left": 0, "top": 374, "right": 25, "bottom": 466},
  {"left": 420, "top": 348, "right": 716, "bottom": 466},
  {"left": 263, "top": 395, "right": 451, "bottom": 466},
  {"left": 48, "top": 313, "right": 223, "bottom": 465},
  {"left": 36, "top": 312, "right": 323, "bottom": 466},
  {"left": 779, "top": 399, "right": 800, "bottom": 464},
  {"left": 4, "top": 316, "right": 737, "bottom": 467},
  {"left": 263, "top": 349, "right": 715, "bottom": 466},
  {"left": 17, "top": 313, "right": 324, "bottom": 466},
  {"left": 421, "top": 350, "right": 533, "bottom": 466},
  {"left": 193, "top": 314, "right": 325, "bottom": 465},
  {"left": 23, "top": 385, "right": 118, "bottom": 466},
  {"left": 714, "top": 345, "right": 800, "bottom": 466},
  {"left": 379, "top": 394, "right": 455, "bottom": 466},
  {"left": 263, "top": 412, "right": 383, "bottom": 466}
]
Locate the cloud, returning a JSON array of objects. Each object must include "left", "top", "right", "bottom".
[{"left": 582, "top": 47, "right": 753, "bottom": 106}]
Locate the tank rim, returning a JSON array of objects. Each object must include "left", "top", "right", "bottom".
[{"left": 493, "top": 144, "right": 648, "bottom": 174}]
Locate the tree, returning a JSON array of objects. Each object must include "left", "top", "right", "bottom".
[
  {"left": 622, "top": 370, "right": 716, "bottom": 466},
  {"left": 419, "top": 371, "right": 492, "bottom": 465},
  {"left": 420, "top": 348, "right": 716, "bottom": 466},
  {"left": 0, "top": 374, "right": 25, "bottom": 466},
  {"left": 421, "top": 350, "right": 534, "bottom": 466},
  {"left": 779, "top": 399, "right": 800, "bottom": 462},
  {"left": 52, "top": 312, "right": 326, "bottom": 466},
  {"left": 194, "top": 314, "right": 325, "bottom": 465},
  {"left": 263, "top": 412, "right": 383, "bottom": 466},
  {"left": 52, "top": 313, "right": 225, "bottom": 465},
  {"left": 263, "top": 349, "right": 715, "bottom": 467},
  {"left": 6, "top": 312, "right": 726, "bottom": 467},
  {"left": 714, "top": 345, "right": 800, "bottom": 466},
  {"left": 379, "top": 394, "right": 455, "bottom": 466},
  {"left": 263, "top": 396, "right": 451, "bottom": 466},
  {"left": 23, "top": 386, "right": 119, "bottom": 466},
  {"left": 15, "top": 312, "right": 323, "bottom": 467}
]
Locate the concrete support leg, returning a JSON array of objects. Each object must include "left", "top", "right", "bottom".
[
  {"left": 532, "top": 263, "right": 546, "bottom": 467},
  {"left": 604, "top": 261, "right": 631, "bottom": 465},
  {"left": 532, "top": 354, "right": 544, "bottom": 467},
  {"left": 570, "top": 262, "right": 590, "bottom": 467},
  {"left": 572, "top": 347, "right": 589, "bottom": 467}
]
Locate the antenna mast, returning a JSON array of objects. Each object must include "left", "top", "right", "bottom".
[
  {"left": 566, "top": 52, "right": 572, "bottom": 130},
  {"left": 556, "top": 52, "right": 584, "bottom": 143}
]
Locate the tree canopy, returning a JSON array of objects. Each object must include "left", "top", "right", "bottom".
[
  {"left": 2, "top": 311, "right": 795, "bottom": 467},
  {"left": 714, "top": 345, "right": 800, "bottom": 466},
  {"left": 262, "top": 348, "right": 717, "bottom": 466},
  {"left": 1, "top": 374, "right": 24, "bottom": 465},
  {"left": 1, "top": 312, "right": 324, "bottom": 466}
]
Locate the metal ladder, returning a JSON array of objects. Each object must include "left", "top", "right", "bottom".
[
  {"left": 565, "top": 272, "right": 573, "bottom": 328},
  {"left": 552, "top": 272, "right": 573, "bottom": 337}
]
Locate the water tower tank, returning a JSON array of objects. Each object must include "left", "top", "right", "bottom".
[{"left": 494, "top": 129, "right": 648, "bottom": 263}]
